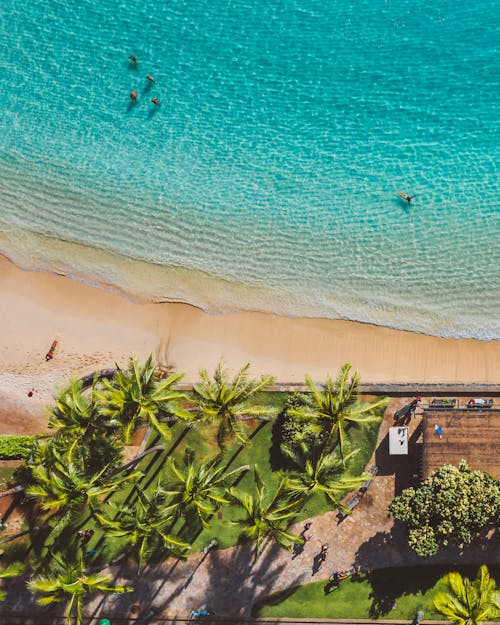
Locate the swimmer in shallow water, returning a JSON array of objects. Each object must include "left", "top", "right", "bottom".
[{"left": 397, "top": 191, "right": 415, "bottom": 205}]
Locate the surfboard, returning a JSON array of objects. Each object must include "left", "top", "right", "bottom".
[{"left": 397, "top": 191, "right": 411, "bottom": 201}]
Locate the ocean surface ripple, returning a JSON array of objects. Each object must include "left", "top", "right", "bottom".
[{"left": 0, "top": 0, "right": 498, "bottom": 338}]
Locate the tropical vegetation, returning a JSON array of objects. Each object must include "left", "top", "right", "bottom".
[
  {"left": 388, "top": 461, "right": 500, "bottom": 557},
  {"left": 0, "top": 436, "right": 38, "bottom": 460},
  {"left": 0, "top": 356, "right": 384, "bottom": 623},
  {"left": 433, "top": 565, "right": 500, "bottom": 625}
]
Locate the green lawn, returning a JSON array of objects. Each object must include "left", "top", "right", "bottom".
[
  {"left": 254, "top": 565, "right": 500, "bottom": 620},
  {"left": 77, "top": 391, "right": 382, "bottom": 565},
  {"left": 115, "top": 391, "right": 382, "bottom": 552}
]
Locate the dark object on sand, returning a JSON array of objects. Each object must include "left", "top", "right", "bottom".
[{"left": 45, "top": 339, "right": 58, "bottom": 361}]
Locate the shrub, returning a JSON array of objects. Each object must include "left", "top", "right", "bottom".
[
  {"left": 0, "top": 436, "right": 38, "bottom": 460},
  {"left": 389, "top": 460, "right": 500, "bottom": 556}
]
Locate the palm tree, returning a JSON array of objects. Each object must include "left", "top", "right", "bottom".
[
  {"left": 289, "top": 364, "right": 387, "bottom": 461},
  {"left": 97, "top": 355, "right": 192, "bottom": 442},
  {"left": 229, "top": 469, "right": 302, "bottom": 558},
  {"left": 161, "top": 456, "right": 249, "bottom": 528},
  {"left": 0, "top": 562, "right": 25, "bottom": 601},
  {"left": 26, "top": 444, "right": 142, "bottom": 535},
  {"left": 433, "top": 566, "right": 500, "bottom": 625},
  {"left": 192, "top": 360, "right": 276, "bottom": 448},
  {"left": 96, "top": 487, "right": 189, "bottom": 571},
  {"left": 49, "top": 377, "right": 121, "bottom": 441},
  {"left": 49, "top": 378, "right": 124, "bottom": 474},
  {"left": 28, "top": 556, "right": 133, "bottom": 625},
  {"left": 284, "top": 441, "right": 367, "bottom": 508}
]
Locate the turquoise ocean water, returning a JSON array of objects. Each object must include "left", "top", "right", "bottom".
[{"left": 0, "top": 0, "right": 498, "bottom": 338}]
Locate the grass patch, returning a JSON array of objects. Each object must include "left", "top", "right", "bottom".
[
  {"left": 113, "top": 392, "right": 382, "bottom": 553},
  {"left": 79, "top": 391, "right": 382, "bottom": 567},
  {"left": 254, "top": 565, "right": 500, "bottom": 620}
]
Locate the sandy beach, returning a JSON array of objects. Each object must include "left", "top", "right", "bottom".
[{"left": 0, "top": 255, "right": 499, "bottom": 434}]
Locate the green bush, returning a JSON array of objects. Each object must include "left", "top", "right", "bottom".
[
  {"left": 0, "top": 436, "right": 38, "bottom": 460},
  {"left": 389, "top": 460, "right": 500, "bottom": 556}
]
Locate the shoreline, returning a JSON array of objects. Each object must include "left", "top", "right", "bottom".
[
  {"left": 1, "top": 229, "right": 498, "bottom": 342},
  {"left": 1, "top": 254, "right": 499, "bottom": 434}
]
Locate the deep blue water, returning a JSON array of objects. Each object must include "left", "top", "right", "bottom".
[{"left": 0, "top": 0, "right": 498, "bottom": 337}]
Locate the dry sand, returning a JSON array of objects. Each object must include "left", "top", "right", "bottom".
[{"left": 0, "top": 255, "right": 499, "bottom": 434}]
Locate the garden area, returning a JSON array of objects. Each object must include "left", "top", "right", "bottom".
[{"left": 0, "top": 357, "right": 386, "bottom": 624}]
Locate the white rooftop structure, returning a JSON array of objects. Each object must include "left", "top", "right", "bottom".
[{"left": 389, "top": 426, "right": 409, "bottom": 455}]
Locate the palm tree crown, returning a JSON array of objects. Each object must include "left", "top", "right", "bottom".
[
  {"left": 433, "top": 565, "right": 500, "bottom": 625},
  {"left": 97, "top": 355, "right": 192, "bottom": 442},
  {"left": 229, "top": 469, "right": 302, "bottom": 558},
  {"left": 162, "top": 456, "right": 249, "bottom": 527},
  {"left": 192, "top": 360, "right": 276, "bottom": 447},
  {"left": 289, "top": 364, "right": 387, "bottom": 461},
  {"left": 49, "top": 378, "right": 124, "bottom": 473},
  {"left": 97, "top": 487, "right": 189, "bottom": 571},
  {"left": 26, "top": 444, "right": 142, "bottom": 534},
  {"left": 28, "top": 556, "right": 133, "bottom": 625},
  {"left": 284, "top": 441, "right": 366, "bottom": 508}
]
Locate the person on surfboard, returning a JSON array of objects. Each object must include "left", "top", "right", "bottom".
[{"left": 397, "top": 191, "right": 415, "bottom": 205}]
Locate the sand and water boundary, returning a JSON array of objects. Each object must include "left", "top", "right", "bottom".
[{"left": 0, "top": 254, "right": 499, "bottom": 434}]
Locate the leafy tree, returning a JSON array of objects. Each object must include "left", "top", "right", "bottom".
[
  {"left": 192, "top": 360, "right": 276, "bottom": 448},
  {"left": 97, "top": 355, "right": 192, "bottom": 442},
  {"left": 162, "top": 456, "right": 249, "bottom": 528},
  {"left": 25, "top": 444, "right": 142, "bottom": 535},
  {"left": 96, "top": 487, "right": 189, "bottom": 571},
  {"left": 49, "top": 378, "right": 124, "bottom": 474},
  {"left": 0, "top": 562, "right": 25, "bottom": 601},
  {"left": 229, "top": 469, "right": 302, "bottom": 558},
  {"left": 288, "top": 365, "right": 387, "bottom": 462},
  {"left": 28, "top": 556, "right": 133, "bottom": 625},
  {"left": 388, "top": 461, "right": 500, "bottom": 557},
  {"left": 284, "top": 441, "right": 366, "bottom": 508},
  {"left": 433, "top": 565, "right": 500, "bottom": 625}
]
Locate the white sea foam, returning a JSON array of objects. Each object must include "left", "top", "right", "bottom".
[{"left": 0, "top": 224, "right": 498, "bottom": 340}]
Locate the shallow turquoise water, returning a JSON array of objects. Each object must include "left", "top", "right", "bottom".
[{"left": 0, "top": 0, "right": 498, "bottom": 337}]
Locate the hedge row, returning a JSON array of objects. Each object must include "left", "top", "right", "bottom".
[{"left": 0, "top": 436, "right": 37, "bottom": 460}]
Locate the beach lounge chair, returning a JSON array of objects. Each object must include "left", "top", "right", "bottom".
[{"left": 45, "top": 339, "right": 58, "bottom": 362}]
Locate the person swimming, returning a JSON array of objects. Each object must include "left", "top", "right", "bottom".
[
  {"left": 151, "top": 97, "right": 160, "bottom": 106},
  {"left": 130, "top": 91, "right": 138, "bottom": 101},
  {"left": 146, "top": 75, "right": 154, "bottom": 82},
  {"left": 128, "top": 55, "right": 138, "bottom": 65},
  {"left": 397, "top": 191, "right": 415, "bottom": 205}
]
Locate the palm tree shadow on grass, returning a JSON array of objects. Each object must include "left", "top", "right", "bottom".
[
  {"left": 354, "top": 530, "right": 500, "bottom": 619},
  {"left": 251, "top": 583, "right": 302, "bottom": 617},
  {"left": 354, "top": 567, "right": 444, "bottom": 618}
]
